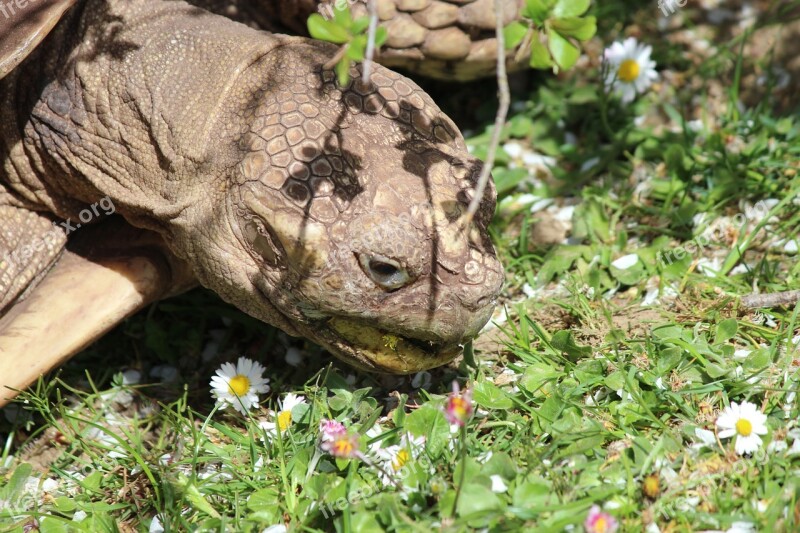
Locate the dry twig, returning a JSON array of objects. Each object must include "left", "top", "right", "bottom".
[
  {"left": 740, "top": 290, "right": 800, "bottom": 309},
  {"left": 362, "top": 0, "right": 378, "bottom": 81},
  {"left": 322, "top": 45, "right": 348, "bottom": 71},
  {"left": 461, "top": 0, "right": 511, "bottom": 226}
]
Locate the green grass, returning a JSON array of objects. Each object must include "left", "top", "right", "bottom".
[{"left": 2, "top": 2, "right": 800, "bottom": 532}]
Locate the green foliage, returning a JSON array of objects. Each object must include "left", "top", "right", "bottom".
[
  {"left": 504, "top": 0, "right": 597, "bottom": 72},
  {"left": 405, "top": 404, "right": 450, "bottom": 456},
  {"left": 307, "top": 5, "right": 387, "bottom": 86},
  {"left": 2, "top": 2, "right": 800, "bottom": 532}
]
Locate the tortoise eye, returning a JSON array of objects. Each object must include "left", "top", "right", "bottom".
[
  {"left": 357, "top": 253, "right": 411, "bottom": 291},
  {"left": 243, "top": 220, "right": 283, "bottom": 266}
]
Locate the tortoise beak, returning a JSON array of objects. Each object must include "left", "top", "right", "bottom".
[{"left": 317, "top": 317, "right": 465, "bottom": 374}]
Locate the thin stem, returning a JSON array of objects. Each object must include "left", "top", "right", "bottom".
[
  {"left": 363, "top": 0, "right": 378, "bottom": 81},
  {"left": 450, "top": 424, "right": 468, "bottom": 517},
  {"left": 192, "top": 403, "right": 221, "bottom": 482},
  {"left": 461, "top": 0, "right": 510, "bottom": 226},
  {"left": 598, "top": 59, "right": 616, "bottom": 140},
  {"left": 275, "top": 423, "right": 297, "bottom": 512},
  {"left": 344, "top": 461, "right": 355, "bottom": 533},
  {"left": 357, "top": 451, "right": 403, "bottom": 490},
  {"left": 323, "top": 44, "right": 348, "bottom": 71}
]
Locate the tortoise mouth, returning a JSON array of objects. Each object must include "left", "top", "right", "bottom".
[
  {"left": 321, "top": 317, "right": 463, "bottom": 374},
  {"left": 253, "top": 283, "right": 463, "bottom": 372}
]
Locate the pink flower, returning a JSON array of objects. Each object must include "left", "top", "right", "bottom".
[
  {"left": 318, "top": 419, "right": 362, "bottom": 459},
  {"left": 319, "top": 419, "right": 347, "bottom": 441},
  {"left": 320, "top": 431, "right": 362, "bottom": 459},
  {"left": 584, "top": 505, "right": 618, "bottom": 533},
  {"left": 444, "top": 381, "right": 473, "bottom": 427}
]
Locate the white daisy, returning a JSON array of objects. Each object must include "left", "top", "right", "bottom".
[
  {"left": 716, "top": 401, "right": 768, "bottom": 455},
  {"left": 365, "top": 424, "right": 387, "bottom": 454},
  {"left": 210, "top": 357, "right": 270, "bottom": 415},
  {"left": 377, "top": 444, "right": 411, "bottom": 476},
  {"left": 604, "top": 37, "right": 658, "bottom": 103},
  {"left": 373, "top": 433, "right": 426, "bottom": 484},
  {"left": 259, "top": 393, "right": 308, "bottom": 435}
]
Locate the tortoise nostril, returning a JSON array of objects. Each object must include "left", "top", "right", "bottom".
[{"left": 357, "top": 253, "right": 411, "bottom": 291}]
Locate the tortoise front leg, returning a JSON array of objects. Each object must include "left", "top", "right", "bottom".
[
  {"left": 0, "top": 220, "right": 195, "bottom": 407},
  {"left": 0, "top": 206, "right": 67, "bottom": 314}
]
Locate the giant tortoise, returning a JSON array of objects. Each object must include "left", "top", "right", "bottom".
[{"left": 0, "top": 0, "right": 513, "bottom": 405}]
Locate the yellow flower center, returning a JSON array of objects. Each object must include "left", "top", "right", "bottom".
[
  {"left": 449, "top": 397, "right": 469, "bottom": 419},
  {"left": 277, "top": 410, "right": 292, "bottom": 432},
  {"left": 617, "top": 59, "right": 640, "bottom": 83},
  {"left": 332, "top": 438, "right": 354, "bottom": 457},
  {"left": 228, "top": 375, "right": 250, "bottom": 397},
  {"left": 392, "top": 449, "right": 410, "bottom": 471},
  {"left": 594, "top": 516, "right": 609, "bottom": 533},
  {"left": 736, "top": 418, "right": 753, "bottom": 437},
  {"left": 642, "top": 474, "right": 660, "bottom": 499}
]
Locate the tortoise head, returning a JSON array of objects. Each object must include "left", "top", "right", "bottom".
[{"left": 204, "top": 45, "right": 503, "bottom": 373}]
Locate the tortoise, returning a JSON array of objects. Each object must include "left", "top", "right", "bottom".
[{"left": 0, "top": 0, "right": 510, "bottom": 406}]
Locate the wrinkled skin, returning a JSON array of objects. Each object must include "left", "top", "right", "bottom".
[{"left": 0, "top": 0, "right": 503, "bottom": 373}]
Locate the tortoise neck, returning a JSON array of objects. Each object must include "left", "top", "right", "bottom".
[{"left": 1, "top": 0, "right": 290, "bottom": 236}]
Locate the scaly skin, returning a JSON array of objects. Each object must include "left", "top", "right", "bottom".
[
  {"left": 0, "top": 0, "right": 503, "bottom": 373},
  {"left": 0, "top": 206, "right": 66, "bottom": 313}
]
